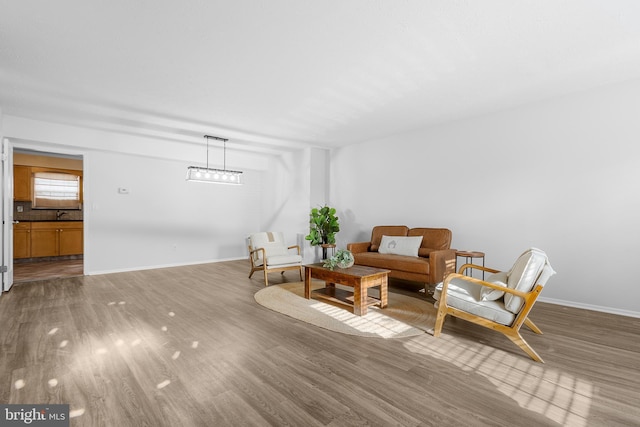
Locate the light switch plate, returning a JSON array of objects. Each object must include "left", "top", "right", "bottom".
[{"left": 118, "top": 187, "right": 129, "bottom": 194}]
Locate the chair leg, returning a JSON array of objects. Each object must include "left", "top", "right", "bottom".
[
  {"left": 263, "top": 268, "right": 269, "bottom": 287},
  {"left": 248, "top": 252, "right": 257, "bottom": 278},
  {"left": 298, "top": 266, "right": 303, "bottom": 281},
  {"left": 524, "top": 317, "right": 543, "bottom": 334},
  {"left": 505, "top": 330, "right": 544, "bottom": 363},
  {"left": 432, "top": 304, "right": 447, "bottom": 337}
]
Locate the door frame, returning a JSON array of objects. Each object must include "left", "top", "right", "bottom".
[
  {"left": 2, "top": 138, "right": 14, "bottom": 292},
  {"left": 5, "top": 141, "right": 86, "bottom": 289}
]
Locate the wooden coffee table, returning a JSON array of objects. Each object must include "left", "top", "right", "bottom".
[{"left": 304, "top": 263, "right": 389, "bottom": 316}]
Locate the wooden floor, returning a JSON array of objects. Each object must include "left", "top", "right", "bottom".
[
  {"left": 1, "top": 260, "right": 639, "bottom": 427},
  {"left": 13, "top": 258, "right": 84, "bottom": 283}
]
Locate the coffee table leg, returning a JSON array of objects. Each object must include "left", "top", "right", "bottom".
[
  {"left": 354, "top": 284, "right": 366, "bottom": 316},
  {"left": 304, "top": 267, "right": 312, "bottom": 299},
  {"left": 379, "top": 277, "right": 388, "bottom": 309}
]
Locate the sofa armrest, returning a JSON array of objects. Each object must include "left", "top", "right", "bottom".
[
  {"left": 429, "top": 249, "right": 457, "bottom": 284},
  {"left": 347, "top": 241, "right": 371, "bottom": 254}
]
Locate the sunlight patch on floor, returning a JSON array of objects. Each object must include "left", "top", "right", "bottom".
[
  {"left": 28, "top": 301, "right": 204, "bottom": 423},
  {"left": 69, "top": 408, "right": 85, "bottom": 418},
  {"left": 404, "top": 334, "right": 593, "bottom": 426},
  {"left": 156, "top": 380, "right": 171, "bottom": 389},
  {"left": 310, "top": 302, "right": 415, "bottom": 338}
]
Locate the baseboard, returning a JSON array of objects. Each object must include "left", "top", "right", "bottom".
[
  {"left": 538, "top": 296, "right": 640, "bottom": 319},
  {"left": 86, "top": 256, "right": 247, "bottom": 276}
]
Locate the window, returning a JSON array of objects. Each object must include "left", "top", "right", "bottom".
[{"left": 32, "top": 171, "right": 82, "bottom": 209}]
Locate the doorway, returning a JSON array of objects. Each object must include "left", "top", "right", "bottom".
[{"left": 12, "top": 148, "right": 84, "bottom": 283}]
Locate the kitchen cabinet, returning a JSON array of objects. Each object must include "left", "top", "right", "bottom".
[
  {"left": 14, "top": 165, "right": 32, "bottom": 201},
  {"left": 13, "top": 222, "right": 31, "bottom": 259},
  {"left": 30, "top": 222, "right": 83, "bottom": 258},
  {"left": 30, "top": 223, "right": 58, "bottom": 257},
  {"left": 58, "top": 223, "right": 83, "bottom": 256}
]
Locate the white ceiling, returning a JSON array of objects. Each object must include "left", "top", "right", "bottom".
[{"left": 2, "top": 1, "right": 640, "bottom": 151}]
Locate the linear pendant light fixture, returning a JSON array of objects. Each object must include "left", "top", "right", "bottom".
[{"left": 186, "top": 135, "right": 243, "bottom": 185}]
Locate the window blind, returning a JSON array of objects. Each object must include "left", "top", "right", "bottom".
[{"left": 33, "top": 171, "right": 81, "bottom": 209}]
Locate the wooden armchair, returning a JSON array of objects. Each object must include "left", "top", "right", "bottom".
[
  {"left": 248, "top": 232, "right": 303, "bottom": 286},
  {"left": 432, "top": 248, "right": 555, "bottom": 362}
]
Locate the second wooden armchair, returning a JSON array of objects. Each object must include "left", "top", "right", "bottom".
[
  {"left": 432, "top": 248, "right": 555, "bottom": 362},
  {"left": 248, "top": 232, "right": 303, "bottom": 286}
]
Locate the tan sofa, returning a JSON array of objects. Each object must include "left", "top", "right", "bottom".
[{"left": 347, "top": 226, "right": 456, "bottom": 286}]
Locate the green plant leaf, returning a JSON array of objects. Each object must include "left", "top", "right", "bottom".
[{"left": 306, "top": 204, "right": 340, "bottom": 247}]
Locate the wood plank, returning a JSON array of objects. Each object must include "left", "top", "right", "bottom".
[{"left": 0, "top": 259, "right": 639, "bottom": 426}]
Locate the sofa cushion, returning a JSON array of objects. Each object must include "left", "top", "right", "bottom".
[
  {"left": 417, "top": 247, "right": 448, "bottom": 257},
  {"left": 434, "top": 278, "right": 516, "bottom": 326},
  {"left": 480, "top": 271, "right": 509, "bottom": 301},
  {"left": 378, "top": 235, "right": 422, "bottom": 257},
  {"left": 353, "top": 252, "right": 429, "bottom": 275},
  {"left": 504, "top": 248, "right": 555, "bottom": 313},
  {"left": 370, "top": 226, "right": 409, "bottom": 252},
  {"left": 408, "top": 228, "right": 452, "bottom": 251}
]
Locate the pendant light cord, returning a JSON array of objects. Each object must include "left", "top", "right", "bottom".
[
  {"left": 204, "top": 134, "right": 229, "bottom": 171},
  {"left": 205, "top": 135, "right": 210, "bottom": 169}
]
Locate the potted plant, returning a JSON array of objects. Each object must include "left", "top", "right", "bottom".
[
  {"left": 305, "top": 205, "right": 340, "bottom": 247},
  {"left": 323, "top": 249, "right": 355, "bottom": 270}
]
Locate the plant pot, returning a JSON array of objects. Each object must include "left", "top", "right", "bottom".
[
  {"left": 336, "top": 250, "right": 355, "bottom": 268},
  {"left": 337, "top": 258, "right": 354, "bottom": 269}
]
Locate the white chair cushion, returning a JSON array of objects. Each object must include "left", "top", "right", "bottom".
[
  {"left": 480, "top": 271, "right": 509, "bottom": 301},
  {"left": 255, "top": 254, "right": 302, "bottom": 268},
  {"left": 269, "top": 254, "right": 302, "bottom": 266},
  {"left": 434, "top": 278, "right": 515, "bottom": 326},
  {"left": 504, "top": 248, "right": 555, "bottom": 314}
]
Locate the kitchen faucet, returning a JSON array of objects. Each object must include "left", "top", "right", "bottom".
[{"left": 56, "top": 210, "right": 68, "bottom": 220}]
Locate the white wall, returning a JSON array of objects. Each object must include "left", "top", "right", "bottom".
[
  {"left": 84, "top": 151, "right": 264, "bottom": 272},
  {"left": 3, "top": 116, "right": 311, "bottom": 274},
  {"left": 259, "top": 147, "right": 315, "bottom": 261},
  {"left": 256, "top": 146, "right": 332, "bottom": 263},
  {"left": 332, "top": 79, "right": 640, "bottom": 317}
]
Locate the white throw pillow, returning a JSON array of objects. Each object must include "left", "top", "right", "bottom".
[
  {"left": 480, "top": 271, "right": 509, "bottom": 301},
  {"left": 378, "top": 235, "right": 422, "bottom": 257}
]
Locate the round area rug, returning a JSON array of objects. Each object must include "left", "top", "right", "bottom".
[{"left": 254, "top": 281, "right": 436, "bottom": 339}]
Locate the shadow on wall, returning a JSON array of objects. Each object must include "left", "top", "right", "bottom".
[{"left": 336, "top": 209, "right": 368, "bottom": 247}]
